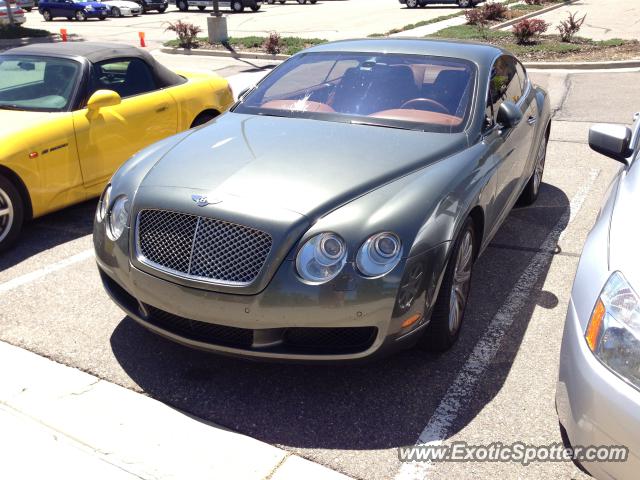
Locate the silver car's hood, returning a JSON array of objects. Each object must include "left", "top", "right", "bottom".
[
  {"left": 140, "top": 113, "right": 467, "bottom": 219},
  {"left": 608, "top": 166, "right": 640, "bottom": 289}
]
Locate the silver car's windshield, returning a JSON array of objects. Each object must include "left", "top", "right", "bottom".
[
  {"left": 234, "top": 52, "right": 476, "bottom": 133},
  {"left": 0, "top": 55, "right": 80, "bottom": 112}
]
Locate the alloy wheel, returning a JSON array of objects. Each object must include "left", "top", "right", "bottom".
[
  {"left": 458, "top": 0, "right": 471, "bottom": 7},
  {"left": 0, "top": 187, "right": 14, "bottom": 244},
  {"left": 448, "top": 229, "right": 473, "bottom": 334},
  {"left": 406, "top": 0, "right": 418, "bottom": 7}
]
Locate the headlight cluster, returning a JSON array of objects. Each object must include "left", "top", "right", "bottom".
[
  {"left": 585, "top": 272, "right": 640, "bottom": 390},
  {"left": 296, "top": 231, "right": 402, "bottom": 284},
  {"left": 97, "top": 185, "right": 130, "bottom": 241}
]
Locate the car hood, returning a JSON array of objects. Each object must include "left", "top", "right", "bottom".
[
  {"left": 140, "top": 112, "right": 468, "bottom": 218},
  {"left": 608, "top": 168, "right": 640, "bottom": 290},
  {"left": 0, "top": 109, "right": 63, "bottom": 138}
]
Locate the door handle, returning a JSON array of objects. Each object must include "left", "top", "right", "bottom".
[
  {"left": 527, "top": 115, "right": 537, "bottom": 126},
  {"left": 156, "top": 105, "right": 168, "bottom": 113}
]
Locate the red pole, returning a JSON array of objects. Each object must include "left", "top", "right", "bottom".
[
  {"left": 138, "top": 31, "right": 146, "bottom": 48},
  {"left": 60, "top": 29, "right": 68, "bottom": 42}
]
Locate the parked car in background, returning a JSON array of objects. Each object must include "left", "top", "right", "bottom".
[
  {"left": 556, "top": 117, "right": 640, "bottom": 478},
  {"left": 16, "top": 0, "right": 34, "bottom": 12},
  {"left": 103, "top": 0, "right": 140, "bottom": 16},
  {"left": 134, "top": 0, "right": 166, "bottom": 13},
  {"left": 0, "top": 2, "right": 26, "bottom": 24},
  {"left": 399, "top": 0, "right": 476, "bottom": 8},
  {"left": 0, "top": 42, "right": 234, "bottom": 251},
  {"left": 38, "top": 0, "right": 108, "bottom": 20},
  {"left": 95, "top": 39, "right": 551, "bottom": 362},
  {"left": 266, "top": 0, "right": 316, "bottom": 4},
  {"left": 175, "top": 0, "right": 261, "bottom": 13}
]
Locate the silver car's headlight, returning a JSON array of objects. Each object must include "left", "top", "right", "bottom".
[
  {"left": 585, "top": 271, "right": 640, "bottom": 390},
  {"left": 107, "top": 195, "right": 130, "bottom": 241},
  {"left": 97, "top": 184, "right": 111, "bottom": 222},
  {"left": 356, "top": 232, "right": 402, "bottom": 278},
  {"left": 296, "top": 232, "right": 347, "bottom": 284}
]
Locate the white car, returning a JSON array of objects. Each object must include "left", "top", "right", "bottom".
[
  {"left": 102, "top": 0, "right": 141, "bottom": 16},
  {"left": 0, "top": 2, "right": 26, "bottom": 25}
]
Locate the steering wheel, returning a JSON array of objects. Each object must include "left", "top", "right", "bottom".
[{"left": 400, "top": 98, "right": 450, "bottom": 115}]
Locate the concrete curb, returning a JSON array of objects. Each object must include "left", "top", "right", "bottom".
[
  {"left": 523, "top": 59, "right": 640, "bottom": 70},
  {"left": 0, "top": 35, "right": 57, "bottom": 47},
  {"left": 0, "top": 340, "right": 351, "bottom": 480},
  {"left": 160, "top": 47, "right": 289, "bottom": 61},
  {"left": 491, "top": 0, "right": 581, "bottom": 30}
]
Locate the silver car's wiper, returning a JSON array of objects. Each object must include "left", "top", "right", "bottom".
[{"left": 0, "top": 104, "right": 22, "bottom": 111}]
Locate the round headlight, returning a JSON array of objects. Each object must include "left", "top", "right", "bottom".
[
  {"left": 296, "top": 233, "right": 347, "bottom": 284},
  {"left": 97, "top": 184, "right": 111, "bottom": 222},
  {"left": 356, "top": 232, "right": 402, "bottom": 278},
  {"left": 107, "top": 195, "right": 130, "bottom": 241}
]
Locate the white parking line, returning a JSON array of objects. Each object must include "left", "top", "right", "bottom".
[
  {"left": 395, "top": 168, "right": 600, "bottom": 480},
  {"left": 0, "top": 249, "right": 94, "bottom": 296}
]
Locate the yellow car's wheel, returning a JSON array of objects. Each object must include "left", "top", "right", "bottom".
[{"left": 0, "top": 176, "right": 23, "bottom": 253}]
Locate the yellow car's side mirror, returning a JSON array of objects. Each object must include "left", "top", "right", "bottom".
[{"left": 87, "top": 90, "right": 121, "bottom": 117}]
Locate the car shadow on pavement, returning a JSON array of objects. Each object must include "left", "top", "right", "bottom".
[
  {"left": 109, "top": 183, "right": 568, "bottom": 454},
  {"left": 0, "top": 200, "right": 96, "bottom": 272}
]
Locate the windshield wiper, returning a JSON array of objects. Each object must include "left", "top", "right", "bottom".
[
  {"left": 0, "top": 104, "right": 22, "bottom": 111},
  {"left": 347, "top": 119, "right": 415, "bottom": 131}
]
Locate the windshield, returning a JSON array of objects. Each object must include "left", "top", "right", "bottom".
[
  {"left": 234, "top": 52, "right": 476, "bottom": 133},
  {"left": 0, "top": 55, "right": 80, "bottom": 112}
]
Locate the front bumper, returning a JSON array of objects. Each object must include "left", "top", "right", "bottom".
[
  {"left": 556, "top": 298, "right": 640, "bottom": 478},
  {"left": 95, "top": 224, "right": 447, "bottom": 362}
]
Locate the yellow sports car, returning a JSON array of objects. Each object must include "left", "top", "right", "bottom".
[{"left": 0, "top": 42, "right": 234, "bottom": 251}]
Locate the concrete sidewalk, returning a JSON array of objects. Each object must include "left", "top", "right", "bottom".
[
  {"left": 0, "top": 341, "right": 350, "bottom": 480},
  {"left": 529, "top": 0, "right": 640, "bottom": 41}
]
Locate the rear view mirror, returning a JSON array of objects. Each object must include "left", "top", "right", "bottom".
[
  {"left": 497, "top": 101, "right": 522, "bottom": 129},
  {"left": 589, "top": 124, "right": 632, "bottom": 164}
]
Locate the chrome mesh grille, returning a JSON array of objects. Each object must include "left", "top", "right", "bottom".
[{"left": 136, "top": 210, "right": 272, "bottom": 285}]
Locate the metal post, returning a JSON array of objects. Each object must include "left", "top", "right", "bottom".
[
  {"left": 5, "top": 0, "right": 16, "bottom": 27},
  {"left": 212, "top": 0, "right": 220, "bottom": 17}
]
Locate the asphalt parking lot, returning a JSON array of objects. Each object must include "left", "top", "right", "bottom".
[
  {"left": 0, "top": 67, "right": 638, "bottom": 480},
  {"left": 20, "top": 0, "right": 498, "bottom": 47}
]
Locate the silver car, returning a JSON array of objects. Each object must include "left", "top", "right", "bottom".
[{"left": 557, "top": 116, "right": 640, "bottom": 477}]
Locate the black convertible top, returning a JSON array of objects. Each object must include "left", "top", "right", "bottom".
[{"left": 3, "top": 42, "right": 183, "bottom": 87}]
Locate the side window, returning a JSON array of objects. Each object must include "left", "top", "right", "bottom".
[
  {"left": 90, "top": 58, "right": 156, "bottom": 99},
  {"left": 516, "top": 61, "right": 528, "bottom": 95},
  {"left": 486, "top": 55, "right": 522, "bottom": 126}
]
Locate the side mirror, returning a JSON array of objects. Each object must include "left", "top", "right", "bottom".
[
  {"left": 589, "top": 124, "right": 632, "bottom": 164},
  {"left": 87, "top": 90, "right": 121, "bottom": 115},
  {"left": 496, "top": 101, "right": 523, "bottom": 129}
]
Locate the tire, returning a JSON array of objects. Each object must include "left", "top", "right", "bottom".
[
  {"left": 157, "top": 6, "right": 166, "bottom": 12},
  {"left": 176, "top": 0, "right": 188, "bottom": 11},
  {"left": 99, "top": 14, "right": 106, "bottom": 19},
  {"left": 191, "top": 111, "right": 219, "bottom": 128},
  {"left": 66, "top": 16, "right": 72, "bottom": 19},
  {"left": 0, "top": 176, "right": 24, "bottom": 254},
  {"left": 297, "top": 0, "right": 306, "bottom": 4},
  {"left": 519, "top": 130, "right": 548, "bottom": 206},
  {"left": 42, "top": 8, "right": 52, "bottom": 20},
  {"left": 75, "top": 9, "right": 87, "bottom": 20},
  {"left": 405, "top": 0, "right": 418, "bottom": 8},
  {"left": 231, "top": 0, "right": 243, "bottom": 12},
  {"left": 279, "top": 0, "right": 285, "bottom": 3},
  {"left": 250, "top": 4, "right": 260, "bottom": 10},
  {"left": 310, "top": 0, "right": 317, "bottom": 3},
  {"left": 457, "top": 0, "right": 473, "bottom": 7},
  {"left": 198, "top": 5, "right": 206, "bottom": 10},
  {"left": 267, "top": 0, "right": 274, "bottom": 3},
  {"left": 418, "top": 217, "right": 476, "bottom": 352},
  {"left": 111, "top": 6, "right": 121, "bottom": 16},
  {"left": 25, "top": 7, "right": 32, "bottom": 11}
]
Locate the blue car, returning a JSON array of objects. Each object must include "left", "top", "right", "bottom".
[{"left": 39, "top": 0, "right": 108, "bottom": 20}]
